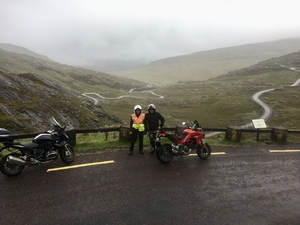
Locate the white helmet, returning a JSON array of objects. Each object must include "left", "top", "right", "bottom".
[
  {"left": 148, "top": 104, "right": 155, "bottom": 110},
  {"left": 134, "top": 105, "right": 142, "bottom": 111}
]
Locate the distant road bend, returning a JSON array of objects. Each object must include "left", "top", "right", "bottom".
[
  {"left": 82, "top": 88, "right": 164, "bottom": 105},
  {"left": 208, "top": 66, "right": 300, "bottom": 136}
]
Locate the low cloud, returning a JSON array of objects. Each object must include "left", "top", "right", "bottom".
[{"left": 1, "top": 0, "right": 300, "bottom": 66}]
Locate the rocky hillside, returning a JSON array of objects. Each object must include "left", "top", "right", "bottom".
[
  {"left": 0, "top": 70, "right": 123, "bottom": 134},
  {"left": 0, "top": 48, "right": 146, "bottom": 134}
]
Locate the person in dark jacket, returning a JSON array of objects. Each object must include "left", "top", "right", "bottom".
[{"left": 144, "top": 104, "right": 165, "bottom": 154}]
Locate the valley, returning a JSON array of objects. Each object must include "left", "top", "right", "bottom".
[{"left": 0, "top": 40, "right": 300, "bottom": 135}]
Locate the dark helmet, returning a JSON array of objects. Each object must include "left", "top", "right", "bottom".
[
  {"left": 148, "top": 104, "right": 156, "bottom": 112},
  {"left": 193, "top": 120, "right": 201, "bottom": 128}
]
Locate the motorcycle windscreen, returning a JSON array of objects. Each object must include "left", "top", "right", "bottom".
[{"left": 49, "top": 117, "right": 62, "bottom": 127}]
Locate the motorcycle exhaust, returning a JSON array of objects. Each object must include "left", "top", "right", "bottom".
[
  {"left": 7, "top": 155, "right": 26, "bottom": 166},
  {"left": 172, "top": 149, "right": 179, "bottom": 153},
  {"left": 172, "top": 145, "right": 179, "bottom": 153},
  {"left": 172, "top": 147, "right": 189, "bottom": 154}
]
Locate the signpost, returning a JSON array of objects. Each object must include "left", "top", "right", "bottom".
[{"left": 252, "top": 119, "right": 267, "bottom": 141}]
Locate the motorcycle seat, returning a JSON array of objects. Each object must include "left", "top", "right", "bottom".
[
  {"left": 177, "top": 131, "right": 188, "bottom": 140},
  {"left": 12, "top": 142, "right": 39, "bottom": 149},
  {"left": 177, "top": 135, "right": 186, "bottom": 140}
]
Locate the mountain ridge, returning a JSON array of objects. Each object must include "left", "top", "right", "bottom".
[
  {"left": 111, "top": 38, "right": 300, "bottom": 86},
  {"left": 0, "top": 43, "right": 52, "bottom": 62}
]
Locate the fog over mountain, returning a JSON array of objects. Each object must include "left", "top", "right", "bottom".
[{"left": 1, "top": 0, "right": 300, "bottom": 72}]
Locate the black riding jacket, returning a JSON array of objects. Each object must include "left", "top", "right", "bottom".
[{"left": 144, "top": 111, "right": 165, "bottom": 131}]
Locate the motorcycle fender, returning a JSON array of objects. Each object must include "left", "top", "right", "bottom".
[{"left": 199, "top": 141, "right": 208, "bottom": 148}]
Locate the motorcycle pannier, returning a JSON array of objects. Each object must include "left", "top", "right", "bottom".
[{"left": 0, "top": 128, "right": 9, "bottom": 142}]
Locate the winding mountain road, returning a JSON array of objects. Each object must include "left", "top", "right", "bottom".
[
  {"left": 207, "top": 66, "right": 300, "bottom": 135},
  {"left": 250, "top": 66, "right": 300, "bottom": 124},
  {"left": 82, "top": 66, "right": 300, "bottom": 132}
]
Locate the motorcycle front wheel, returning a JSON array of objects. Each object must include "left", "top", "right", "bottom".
[
  {"left": 197, "top": 143, "right": 211, "bottom": 160},
  {"left": 157, "top": 144, "right": 173, "bottom": 163},
  {"left": 0, "top": 153, "right": 25, "bottom": 176},
  {"left": 60, "top": 144, "right": 75, "bottom": 164}
]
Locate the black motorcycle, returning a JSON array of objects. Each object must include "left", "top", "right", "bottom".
[{"left": 0, "top": 117, "right": 75, "bottom": 176}]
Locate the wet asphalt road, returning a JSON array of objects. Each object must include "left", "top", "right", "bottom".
[{"left": 0, "top": 144, "right": 299, "bottom": 225}]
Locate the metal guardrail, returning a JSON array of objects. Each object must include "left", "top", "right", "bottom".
[{"left": 5, "top": 126, "right": 300, "bottom": 146}]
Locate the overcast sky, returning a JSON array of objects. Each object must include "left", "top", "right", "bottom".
[{"left": 1, "top": 0, "right": 300, "bottom": 66}]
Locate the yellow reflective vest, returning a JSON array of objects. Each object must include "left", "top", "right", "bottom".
[{"left": 131, "top": 113, "right": 145, "bottom": 132}]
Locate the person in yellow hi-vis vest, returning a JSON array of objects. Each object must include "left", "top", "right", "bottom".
[{"left": 128, "top": 105, "right": 146, "bottom": 155}]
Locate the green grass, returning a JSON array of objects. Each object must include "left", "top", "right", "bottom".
[
  {"left": 75, "top": 132, "right": 129, "bottom": 151},
  {"left": 73, "top": 132, "right": 279, "bottom": 153},
  {"left": 74, "top": 132, "right": 171, "bottom": 152}
]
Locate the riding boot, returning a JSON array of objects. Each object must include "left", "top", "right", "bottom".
[
  {"left": 128, "top": 150, "right": 133, "bottom": 156},
  {"left": 150, "top": 147, "right": 155, "bottom": 154},
  {"left": 139, "top": 149, "right": 144, "bottom": 154}
]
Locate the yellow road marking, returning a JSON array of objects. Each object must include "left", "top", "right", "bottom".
[
  {"left": 47, "top": 160, "right": 115, "bottom": 172},
  {"left": 189, "top": 152, "right": 226, "bottom": 157},
  {"left": 269, "top": 150, "right": 300, "bottom": 153}
]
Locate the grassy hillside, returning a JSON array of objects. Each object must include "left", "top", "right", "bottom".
[
  {"left": 111, "top": 38, "right": 300, "bottom": 86},
  {"left": 99, "top": 51, "right": 300, "bottom": 132}
]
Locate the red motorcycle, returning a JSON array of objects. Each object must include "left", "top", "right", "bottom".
[{"left": 155, "top": 121, "right": 211, "bottom": 163}]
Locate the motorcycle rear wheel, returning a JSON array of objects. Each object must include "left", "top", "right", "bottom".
[
  {"left": 197, "top": 143, "right": 211, "bottom": 160},
  {"left": 157, "top": 144, "right": 173, "bottom": 163},
  {"left": 0, "top": 153, "right": 25, "bottom": 176},
  {"left": 60, "top": 144, "right": 75, "bottom": 164}
]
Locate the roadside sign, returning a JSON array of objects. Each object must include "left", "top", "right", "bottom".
[{"left": 252, "top": 119, "right": 267, "bottom": 129}]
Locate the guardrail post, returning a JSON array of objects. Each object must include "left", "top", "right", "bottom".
[
  {"left": 225, "top": 126, "right": 241, "bottom": 142},
  {"left": 271, "top": 127, "right": 288, "bottom": 143},
  {"left": 66, "top": 127, "right": 76, "bottom": 146},
  {"left": 119, "top": 124, "right": 131, "bottom": 141}
]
